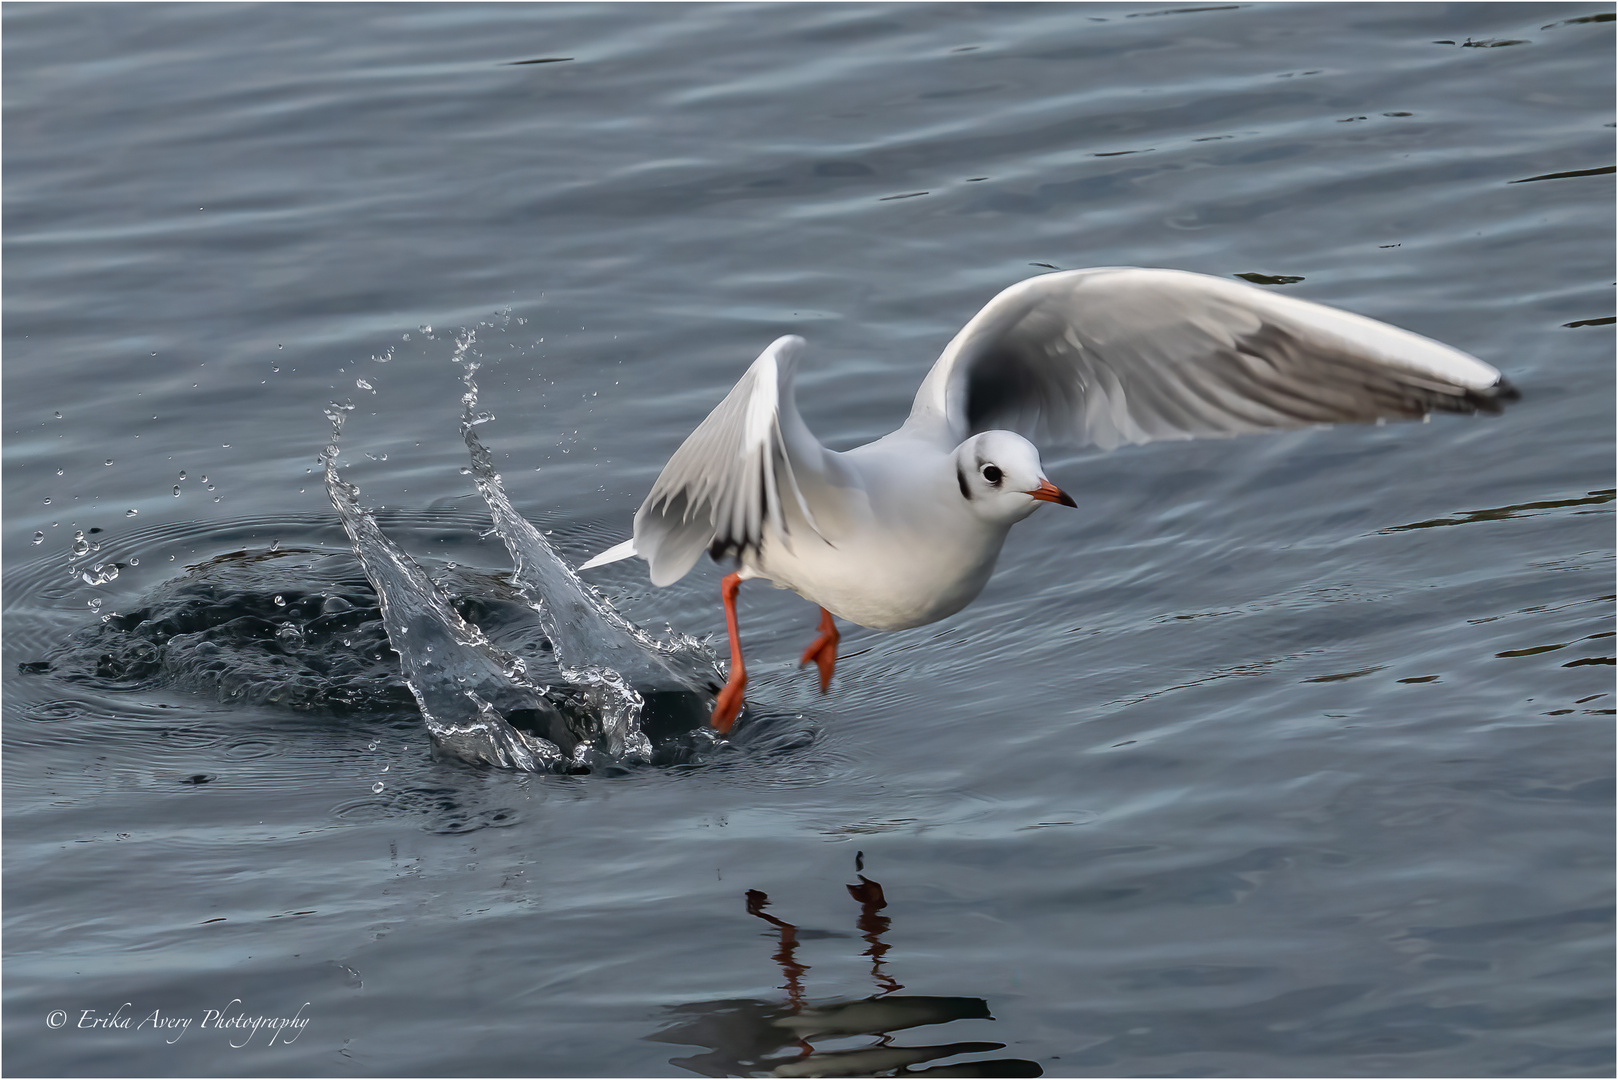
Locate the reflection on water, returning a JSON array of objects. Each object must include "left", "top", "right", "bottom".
[{"left": 652, "top": 856, "right": 1043, "bottom": 1078}]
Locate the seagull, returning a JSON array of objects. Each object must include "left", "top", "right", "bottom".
[{"left": 579, "top": 267, "right": 1517, "bottom": 732}]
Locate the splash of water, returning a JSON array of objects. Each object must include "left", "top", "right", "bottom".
[
  {"left": 324, "top": 407, "right": 565, "bottom": 770},
  {"left": 455, "top": 339, "right": 713, "bottom": 752},
  {"left": 322, "top": 342, "right": 718, "bottom": 772}
]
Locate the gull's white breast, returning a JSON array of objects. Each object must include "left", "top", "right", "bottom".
[{"left": 747, "top": 435, "right": 1011, "bottom": 631}]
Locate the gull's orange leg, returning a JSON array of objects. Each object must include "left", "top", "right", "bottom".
[
  {"left": 798, "top": 607, "right": 840, "bottom": 694},
  {"left": 711, "top": 572, "right": 747, "bottom": 733}
]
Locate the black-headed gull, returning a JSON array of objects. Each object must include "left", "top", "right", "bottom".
[{"left": 579, "top": 267, "right": 1517, "bottom": 731}]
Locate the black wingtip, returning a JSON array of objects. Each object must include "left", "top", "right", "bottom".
[{"left": 1464, "top": 376, "right": 1521, "bottom": 415}]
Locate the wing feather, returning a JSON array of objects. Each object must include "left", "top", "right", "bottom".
[
  {"left": 904, "top": 267, "right": 1518, "bottom": 451},
  {"left": 631, "top": 336, "right": 827, "bottom": 587}
]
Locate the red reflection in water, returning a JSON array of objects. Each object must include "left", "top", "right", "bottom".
[
  {"left": 848, "top": 874, "right": 905, "bottom": 996},
  {"left": 745, "top": 888, "right": 808, "bottom": 1011}
]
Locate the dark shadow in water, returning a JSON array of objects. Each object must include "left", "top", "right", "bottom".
[
  {"left": 1508, "top": 165, "right": 1614, "bottom": 182},
  {"left": 1541, "top": 13, "right": 1614, "bottom": 29},
  {"left": 32, "top": 547, "right": 420, "bottom": 715},
  {"left": 27, "top": 546, "right": 720, "bottom": 765},
  {"left": 649, "top": 855, "right": 1043, "bottom": 1078},
  {"left": 24, "top": 538, "right": 831, "bottom": 788},
  {"left": 1234, "top": 271, "right": 1304, "bottom": 285},
  {"left": 1379, "top": 488, "right": 1614, "bottom": 533}
]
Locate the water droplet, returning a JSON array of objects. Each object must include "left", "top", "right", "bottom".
[
  {"left": 380, "top": 764, "right": 389, "bottom": 772},
  {"left": 42, "top": 497, "right": 51, "bottom": 505},
  {"left": 206, "top": 484, "right": 215, "bottom": 491},
  {"left": 129, "top": 557, "right": 139, "bottom": 566},
  {"left": 419, "top": 324, "right": 432, "bottom": 334},
  {"left": 56, "top": 469, "right": 64, "bottom": 476},
  {"left": 200, "top": 475, "right": 208, "bottom": 483},
  {"left": 367, "top": 741, "right": 378, "bottom": 751},
  {"left": 178, "top": 470, "right": 186, "bottom": 480},
  {"left": 126, "top": 509, "right": 138, "bottom": 517},
  {"left": 87, "top": 597, "right": 102, "bottom": 611},
  {"left": 53, "top": 411, "right": 62, "bottom": 419},
  {"left": 173, "top": 486, "right": 182, "bottom": 497},
  {"left": 270, "top": 539, "right": 280, "bottom": 552},
  {"left": 277, "top": 344, "right": 284, "bottom": 350},
  {"left": 372, "top": 782, "right": 385, "bottom": 794},
  {"left": 71, "top": 532, "right": 89, "bottom": 556},
  {"left": 104, "top": 458, "right": 114, "bottom": 466},
  {"left": 32, "top": 531, "right": 44, "bottom": 544},
  {"left": 213, "top": 496, "right": 222, "bottom": 503},
  {"left": 273, "top": 595, "right": 286, "bottom": 606},
  {"left": 356, "top": 378, "right": 373, "bottom": 391}
]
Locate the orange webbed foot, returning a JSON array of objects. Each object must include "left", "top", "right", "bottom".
[
  {"left": 798, "top": 608, "right": 840, "bottom": 694},
  {"left": 711, "top": 669, "right": 747, "bottom": 733}
]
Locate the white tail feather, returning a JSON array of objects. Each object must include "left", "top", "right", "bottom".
[{"left": 577, "top": 537, "right": 638, "bottom": 572}]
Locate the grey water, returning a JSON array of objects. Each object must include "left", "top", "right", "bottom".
[{"left": 4, "top": 3, "right": 1613, "bottom": 1076}]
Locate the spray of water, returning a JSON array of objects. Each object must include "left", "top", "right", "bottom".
[{"left": 322, "top": 338, "right": 719, "bottom": 772}]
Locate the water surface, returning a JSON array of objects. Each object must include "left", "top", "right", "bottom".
[{"left": 4, "top": 3, "right": 1613, "bottom": 1076}]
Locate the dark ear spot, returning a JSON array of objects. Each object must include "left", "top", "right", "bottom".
[{"left": 956, "top": 464, "right": 972, "bottom": 500}]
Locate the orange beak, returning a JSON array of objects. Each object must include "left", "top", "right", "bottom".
[{"left": 1027, "top": 478, "right": 1076, "bottom": 507}]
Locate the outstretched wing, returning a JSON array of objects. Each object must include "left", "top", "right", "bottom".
[
  {"left": 904, "top": 267, "right": 1518, "bottom": 451},
  {"left": 618, "top": 335, "right": 829, "bottom": 587}
]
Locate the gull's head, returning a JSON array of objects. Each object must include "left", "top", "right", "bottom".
[{"left": 952, "top": 430, "right": 1075, "bottom": 524}]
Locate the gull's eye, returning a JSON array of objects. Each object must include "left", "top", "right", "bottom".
[{"left": 981, "top": 464, "right": 1003, "bottom": 485}]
